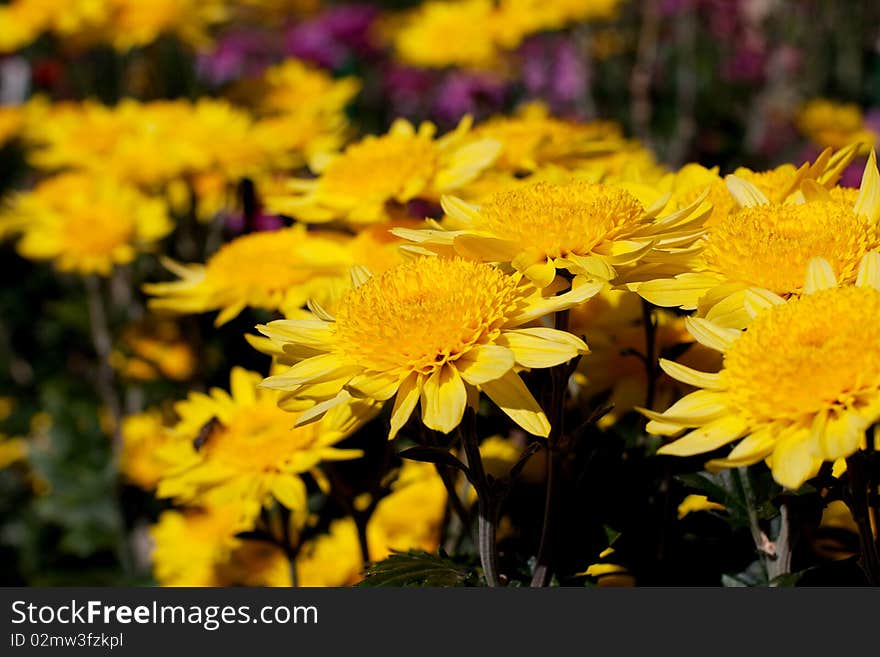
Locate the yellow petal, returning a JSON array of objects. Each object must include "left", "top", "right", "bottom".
[
  {"left": 854, "top": 149, "right": 880, "bottom": 225},
  {"left": 705, "top": 429, "right": 775, "bottom": 470},
  {"left": 639, "top": 390, "right": 728, "bottom": 426},
  {"left": 725, "top": 174, "right": 770, "bottom": 207},
  {"left": 815, "top": 412, "right": 866, "bottom": 461},
  {"left": 453, "top": 233, "right": 520, "bottom": 262},
  {"left": 636, "top": 273, "right": 720, "bottom": 309},
  {"left": 389, "top": 372, "right": 422, "bottom": 441},
  {"left": 659, "top": 359, "right": 722, "bottom": 390},
  {"left": 702, "top": 288, "right": 753, "bottom": 330},
  {"left": 523, "top": 259, "right": 557, "bottom": 288},
  {"left": 508, "top": 277, "right": 604, "bottom": 327},
  {"left": 440, "top": 194, "right": 480, "bottom": 226},
  {"left": 346, "top": 371, "right": 402, "bottom": 401},
  {"left": 271, "top": 475, "right": 307, "bottom": 510},
  {"left": 257, "top": 319, "right": 334, "bottom": 347},
  {"left": 561, "top": 254, "right": 617, "bottom": 281},
  {"left": 350, "top": 265, "right": 373, "bottom": 288},
  {"left": 743, "top": 286, "right": 785, "bottom": 318},
  {"left": 856, "top": 251, "right": 880, "bottom": 290},
  {"left": 481, "top": 371, "right": 550, "bottom": 437},
  {"left": 769, "top": 429, "right": 822, "bottom": 490},
  {"left": 420, "top": 364, "right": 467, "bottom": 434},
  {"left": 677, "top": 494, "right": 726, "bottom": 519},
  {"left": 656, "top": 416, "right": 749, "bottom": 457},
  {"left": 260, "top": 354, "right": 357, "bottom": 389},
  {"left": 456, "top": 344, "right": 515, "bottom": 385},
  {"left": 292, "top": 390, "right": 352, "bottom": 426},
  {"left": 684, "top": 316, "right": 740, "bottom": 352},
  {"left": 803, "top": 257, "right": 838, "bottom": 294},
  {"left": 229, "top": 367, "right": 260, "bottom": 404},
  {"left": 215, "top": 303, "right": 247, "bottom": 327},
  {"left": 497, "top": 327, "right": 588, "bottom": 369},
  {"left": 583, "top": 563, "right": 627, "bottom": 577}
]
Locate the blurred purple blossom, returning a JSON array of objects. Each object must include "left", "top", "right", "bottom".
[
  {"left": 197, "top": 31, "right": 278, "bottom": 86},
  {"left": 432, "top": 71, "right": 506, "bottom": 127},
  {"left": 519, "top": 36, "right": 589, "bottom": 116},
  {"left": 383, "top": 65, "right": 436, "bottom": 121},
  {"left": 284, "top": 4, "right": 379, "bottom": 70},
  {"left": 722, "top": 46, "right": 766, "bottom": 83}
]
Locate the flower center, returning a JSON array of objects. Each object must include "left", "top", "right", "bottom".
[
  {"left": 334, "top": 258, "right": 519, "bottom": 375},
  {"left": 474, "top": 181, "right": 645, "bottom": 259},
  {"left": 63, "top": 206, "right": 135, "bottom": 256},
  {"left": 704, "top": 201, "right": 879, "bottom": 294},
  {"left": 722, "top": 286, "right": 880, "bottom": 423},
  {"left": 320, "top": 133, "right": 438, "bottom": 200},
  {"left": 203, "top": 400, "right": 320, "bottom": 472}
]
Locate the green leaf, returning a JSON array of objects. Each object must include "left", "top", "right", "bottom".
[
  {"left": 357, "top": 549, "right": 478, "bottom": 588},
  {"left": 722, "top": 559, "right": 768, "bottom": 587},
  {"left": 770, "top": 568, "right": 814, "bottom": 588}
]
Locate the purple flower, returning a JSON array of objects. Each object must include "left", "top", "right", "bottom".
[
  {"left": 722, "top": 47, "right": 766, "bottom": 84},
  {"left": 284, "top": 4, "right": 379, "bottom": 70},
  {"left": 519, "top": 36, "right": 589, "bottom": 116},
  {"left": 432, "top": 71, "right": 506, "bottom": 128},
  {"left": 197, "top": 30, "right": 278, "bottom": 86},
  {"left": 383, "top": 65, "right": 437, "bottom": 122}
]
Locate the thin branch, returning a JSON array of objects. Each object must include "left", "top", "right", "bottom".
[{"left": 85, "top": 275, "right": 123, "bottom": 460}]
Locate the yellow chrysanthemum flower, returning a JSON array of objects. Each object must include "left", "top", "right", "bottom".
[
  {"left": 144, "top": 225, "right": 354, "bottom": 326},
  {"left": 111, "top": 319, "right": 196, "bottom": 382},
  {"left": 102, "top": 0, "right": 227, "bottom": 51},
  {"left": 258, "top": 58, "right": 359, "bottom": 118},
  {"left": 0, "top": 0, "right": 108, "bottom": 53},
  {"left": 642, "top": 252, "right": 880, "bottom": 490},
  {"left": 150, "top": 505, "right": 290, "bottom": 587},
  {"left": 366, "top": 461, "right": 447, "bottom": 561},
  {"left": 396, "top": 178, "right": 708, "bottom": 292},
  {"left": 797, "top": 98, "right": 877, "bottom": 153},
  {"left": 157, "top": 367, "right": 377, "bottom": 526},
  {"left": 390, "top": 0, "right": 501, "bottom": 69},
  {"left": 119, "top": 410, "right": 175, "bottom": 491},
  {"left": 22, "top": 97, "right": 344, "bottom": 190},
  {"left": 657, "top": 145, "right": 859, "bottom": 226},
  {"left": 636, "top": 151, "right": 880, "bottom": 328},
  {"left": 0, "top": 173, "right": 173, "bottom": 276},
  {"left": 150, "top": 506, "right": 241, "bottom": 586},
  {"left": 258, "top": 257, "right": 598, "bottom": 439},
  {"left": 266, "top": 116, "right": 501, "bottom": 225},
  {"left": 389, "top": 0, "right": 623, "bottom": 69},
  {"left": 466, "top": 103, "right": 630, "bottom": 176},
  {"left": 296, "top": 517, "right": 364, "bottom": 587},
  {"left": 494, "top": 0, "right": 624, "bottom": 49}
]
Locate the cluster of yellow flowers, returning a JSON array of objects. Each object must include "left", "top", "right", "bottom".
[
  {"left": 0, "top": 0, "right": 317, "bottom": 52},
  {"left": 4, "top": 25, "right": 879, "bottom": 583},
  {"left": 134, "top": 98, "right": 879, "bottom": 564},
  {"left": 387, "top": 0, "right": 625, "bottom": 69},
  {"left": 0, "top": 59, "right": 357, "bottom": 276}
]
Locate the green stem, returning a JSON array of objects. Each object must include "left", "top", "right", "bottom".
[
  {"left": 85, "top": 275, "right": 123, "bottom": 460},
  {"left": 530, "top": 309, "right": 571, "bottom": 587},
  {"left": 459, "top": 409, "right": 501, "bottom": 587}
]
